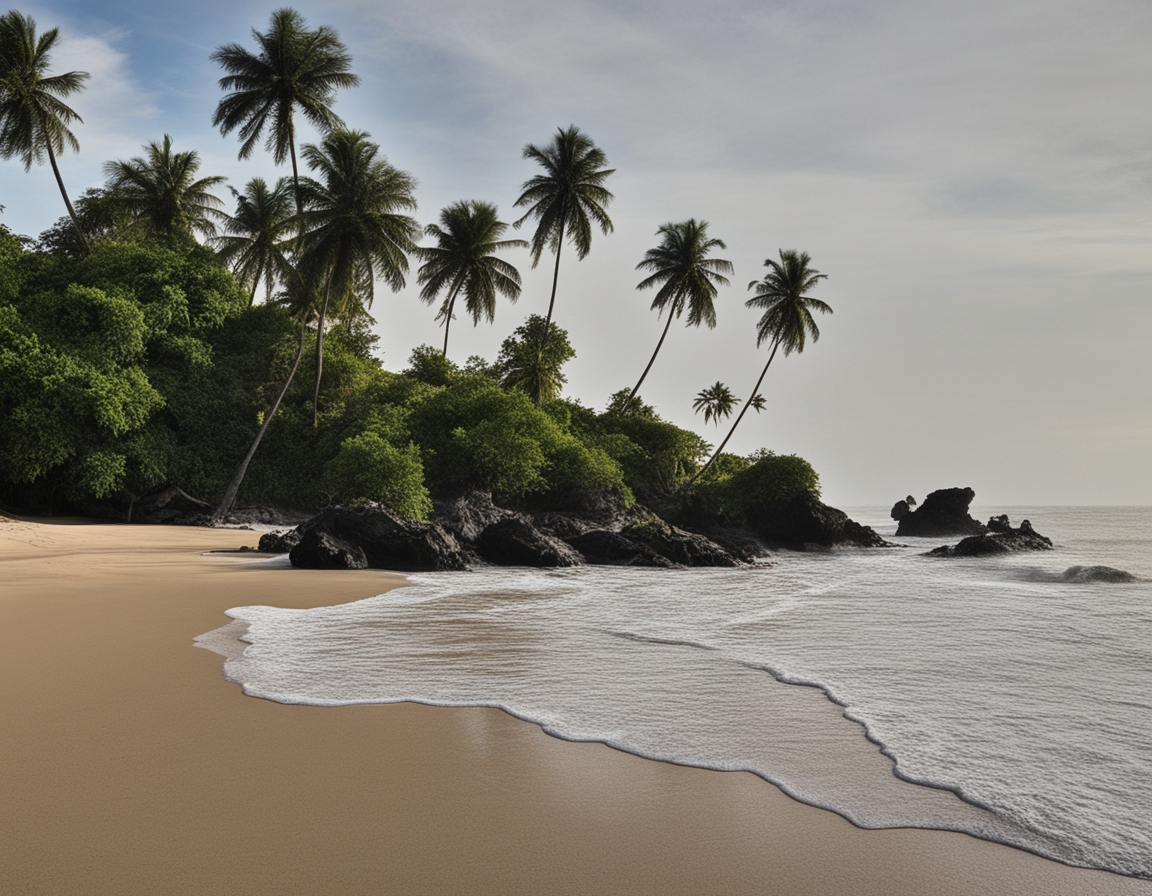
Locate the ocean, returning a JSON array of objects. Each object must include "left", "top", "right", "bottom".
[{"left": 196, "top": 506, "right": 1152, "bottom": 878}]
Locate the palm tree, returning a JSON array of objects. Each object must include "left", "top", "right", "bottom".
[
  {"left": 416, "top": 200, "right": 527, "bottom": 358},
  {"left": 211, "top": 8, "right": 358, "bottom": 221},
  {"left": 513, "top": 125, "right": 614, "bottom": 345},
  {"left": 622, "top": 219, "right": 731, "bottom": 412},
  {"left": 104, "top": 135, "right": 226, "bottom": 241},
  {"left": 298, "top": 130, "right": 419, "bottom": 424},
  {"left": 690, "top": 250, "right": 832, "bottom": 486},
  {"left": 693, "top": 382, "right": 738, "bottom": 426},
  {"left": 213, "top": 177, "right": 295, "bottom": 304},
  {"left": 0, "top": 11, "right": 89, "bottom": 251}
]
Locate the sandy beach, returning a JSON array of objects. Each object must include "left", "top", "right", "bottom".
[{"left": 1, "top": 516, "right": 1148, "bottom": 896}]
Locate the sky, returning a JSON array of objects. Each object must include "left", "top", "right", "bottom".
[{"left": 3, "top": 0, "right": 1151, "bottom": 506}]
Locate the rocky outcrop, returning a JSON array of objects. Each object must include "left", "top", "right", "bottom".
[
  {"left": 291, "top": 504, "right": 469, "bottom": 571},
  {"left": 895, "top": 488, "right": 987, "bottom": 537},
  {"left": 289, "top": 530, "right": 368, "bottom": 570},
  {"left": 1061, "top": 565, "right": 1136, "bottom": 583},
  {"left": 742, "top": 491, "right": 890, "bottom": 549},
  {"left": 258, "top": 529, "right": 302, "bottom": 553},
  {"left": 890, "top": 500, "right": 911, "bottom": 521},
  {"left": 433, "top": 490, "right": 516, "bottom": 545},
  {"left": 563, "top": 530, "right": 677, "bottom": 567},
  {"left": 621, "top": 521, "right": 743, "bottom": 567},
  {"left": 477, "top": 518, "right": 583, "bottom": 567},
  {"left": 929, "top": 516, "right": 1052, "bottom": 557}
]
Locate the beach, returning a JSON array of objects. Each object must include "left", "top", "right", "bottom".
[{"left": 2, "top": 516, "right": 1149, "bottom": 896}]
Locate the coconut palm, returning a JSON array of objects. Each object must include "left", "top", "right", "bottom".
[
  {"left": 0, "top": 11, "right": 89, "bottom": 250},
  {"left": 513, "top": 125, "right": 614, "bottom": 344},
  {"left": 417, "top": 201, "right": 528, "bottom": 358},
  {"left": 622, "top": 219, "right": 732, "bottom": 412},
  {"left": 213, "top": 177, "right": 295, "bottom": 304},
  {"left": 211, "top": 8, "right": 358, "bottom": 220},
  {"left": 103, "top": 135, "right": 226, "bottom": 241},
  {"left": 297, "top": 130, "right": 419, "bottom": 424},
  {"left": 690, "top": 250, "right": 831, "bottom": 486},
  {"left": 693, "top": 382, "right": 738, "bottom": 426}
]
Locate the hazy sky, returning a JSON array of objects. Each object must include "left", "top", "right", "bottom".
[{"left": 4, "top": 0, "right": 1150, "bottom": 506}]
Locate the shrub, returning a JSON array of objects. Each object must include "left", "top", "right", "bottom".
[
  {"left": 324, "top": 432, "right": 432, "bottom": 519},
  {"left": 713, "top": 451, "right": 820, "bottom": 514}
]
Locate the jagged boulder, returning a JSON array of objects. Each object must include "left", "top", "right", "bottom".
[
  {"left": 890, "top": 500, "right": 911, "bottom": 521},
  {"left": 289, "top": 530, "right": 368, "bottom": 570},
  {"left": 743, "top": 491, "right": 889, "bottom": 549},
  {"left": 622, "top": 521, "right": 743, "bottom": 567},
  {"left": 476, "top": 518, "right": 584, "bottom": 567},
  {"left": 563, "top": 529, "right": 678, "bottom": 567},
  {"left": 895, "top": 487, "right": 987, "bottom": 537},
  {"left": 929, "top": 516, "right": 1052, "bottom": 557},
  {"left": 432, "top": 490, "right": 515, "bottom": 545},
  {"left": 292, "top": 505, "right": 469, "bottom": 571},
  {"left": 1061, "top": 565, "right": 1136, "bottom": 583},
  {"left": 258, "top": 529, "right": 302, "bottom": 553}
]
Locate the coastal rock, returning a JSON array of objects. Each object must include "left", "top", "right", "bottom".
[
  {"left": 432, "top": 490, "right": 516, "bottom": 545},
  {"left": 257, "top": 529, "right": 301, "bottom": 553},
  {"left": 622, "top": 521, "right": 743, "bottom": 567},
  {"left": 476, "top": 518, "right": 584, "bottom": 568},
  {"left": 742, "top": 491, "right": 890, "bottom": 549},
  {"left": 895, "top": 487, "right": 988, "bottom": 537},
  {"left": 929, "top": 516, "right": 1052, "bottom": 557},
  {"left": 890, "top": 500, "right": 911, "bottom": 521},
  {"left": 292, "top": 504, "right": 469, "bottom": 572},
  {"left": 563, "top": 529, "right": 678, "bottom": 567},
  {"left": 289, "top": 530, "right": 367, "bottom": 570},
  {"left": 1061, "top": 565, "right": 1136, "bottom": 583}
]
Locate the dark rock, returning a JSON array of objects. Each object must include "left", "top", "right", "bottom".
[
  {"left": 130, "top": 485, "right": 212, "bottom": 525},
  {"left": 432, "top": 490, "right": 515, "bottom": 545},
  {"left": 1061, "top": 565, "right": 1136, "bottom": 583},
  {"left": 929, "top": 517, "right": 1052, "bottom": 557},
  {"left": 563, "top": 529, "right": 678, "bottom": 568},
  {"left": 890, "top": 500, "right": 911, "bottom": 521},
  {"left": 622, "top": 521, "right": 742, "bottom": 567},
  {"left": 289, "top": 530, "right": 368, "bottom": 570},
  {"left": 476, "top": 518, "right": 584, "bottom": 567},
  {"left": 743, "top": 491, "right": 890, "bottom": 549},
  {"left": 895, "top": 488, "right": 988, "bottom": 537},
  {"left": 709, "top": 533, "right": 772, "bottom": 564},
  {"left": 258, "top": 529, "right": 302, "bottom": 553},
  {"left": 293, "top": 504, "right": 469, "bottom": 572}
]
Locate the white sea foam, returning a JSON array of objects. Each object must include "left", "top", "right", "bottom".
[{"left": 197, "top": 506, "right": 1152, "bottom": 878}]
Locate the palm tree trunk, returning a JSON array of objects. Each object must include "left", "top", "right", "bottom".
[
  {"left": 688, "top": 341, "right": 779, "bottom": 487},
  {"left": 211, "top": 319, "right": 308, "bottom": 523},
  {"left": 539, "top": 218, "right": 565, "bottom": 350},
  {"left": 249, "top": 257, "right": 264, "bottom": 306},
  {"left": 46, "top": 140, "right": 89, "bottom": 254},
  {"left": 312, "top": 267, "right": 336, "bottom": 426},
  {"left": 622, "top": 310, "right": 675, "bottom": 413},
  {"left": 441, "top": 278, "right": 465, "bottom": 357}
]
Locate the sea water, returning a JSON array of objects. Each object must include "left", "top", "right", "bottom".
[{"left": 196, "top": 506, "right": 1152, "bottom": 878}]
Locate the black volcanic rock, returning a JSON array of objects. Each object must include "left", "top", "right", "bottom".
[
  {"left": 929, "top": 517, "right": 1052, "bottom": 557},
  {"left": 743, "top": 491, "right": 890, "bottom": 549},
  {"left": 623, "top": 521, "right": 743, "bottom": 567},
  {"left": 563, "top": 529, "right": 678, "bottom": 567},
  {"left": 258, "top": 529, "right": 302, "bottom": 553},
  {"left": 1061, "top": 565, "right": 1136, "bottom": 583},
  {"left": 477, "top": 518, "right": 583, "bottom": 567},
  {"left": 289, "top": 530, "right": 367, "bottom": 570},
  {"left": 895, "top": 488, "right": 988, "bottom": 537},
  {"left": 432, "top": 490, "right": 515, "bottom": 544},
  {"left": 890, "top": 500, "right": 911, "bottom": 521},
  {"left": 292, "top": 504, "right": 469, "bottom": 571}
]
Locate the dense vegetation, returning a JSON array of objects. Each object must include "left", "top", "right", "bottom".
[{"left": 0, "top": 8, "right": 832, "bottom": 522}]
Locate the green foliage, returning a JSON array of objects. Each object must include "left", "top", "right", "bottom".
[
  {"left": 324, "top": 432, "right": 431, "bottom": 518},
  {"left": 593, "top": 412, "right": 708, "bottom": 494},
  {"left": 705, "top": 451, "right": 820, "bottom": 513},
  {"left": 404, "top": 344, "right": 458, "bottom": 386},
  {"left": 605, "top": 387, "right": 656, "bottom": 419},
  {"left": 495, "top": 313, "right": 575, "bottom": 403}
]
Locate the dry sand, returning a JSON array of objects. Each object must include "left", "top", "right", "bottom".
[{"left": 2, "top": 515, "right": 1149, "bottom": 896}]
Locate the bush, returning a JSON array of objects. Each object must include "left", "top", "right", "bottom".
[
  {"left": 712, "top": 451, "right": 820, "bottom": 514},
  {"left": 324, "top": 432, "right": 432, "bottom": 518}
]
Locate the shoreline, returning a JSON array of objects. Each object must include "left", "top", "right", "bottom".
[{"left": 2, "top": 516, "right": 1149, "bottom": 895}]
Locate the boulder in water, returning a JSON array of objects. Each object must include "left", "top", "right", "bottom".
[
  {"left": 476, "top": 518, "right": 584, "bottom": 567},
  {"left": 896, "top": 487, "right": 987, "bottom": 537},
  {"left": 289, "top": 530, "right": 368, "bottom": 570},
  {"left": 930, "top": 517, "right": 1052, "bottom": 557},
  {"left": 1061, "top": 565, "right": 1136, "bottom": 583}
]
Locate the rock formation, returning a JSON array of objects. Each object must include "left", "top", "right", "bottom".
[
  {"left": 895, "top": 487, "right": 987, "bottom": 537},
  {"left": 929, "top": 515, "right": 1052, "bottom": 557}
]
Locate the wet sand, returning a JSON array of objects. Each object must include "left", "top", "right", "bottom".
[{"left": 2, "top": 515, "right": 1149, "bottom": 896}]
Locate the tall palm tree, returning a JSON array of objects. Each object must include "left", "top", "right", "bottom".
[
  {"left": 513, "top": 125, "right": 614, "bottom": 345},
  {"left": 417, "top": 200, "right": 527, "bottom": 358},
  {"left": 0, "top": 11, "right": 89, "bottom": 251},
  {"left": 104, "top": 135, "right": 226, "bottom": 241},
  {"left": 213, "top": 177, "right": 295, "bottom": 304},
  {"left": 211, "top": 8, "right": 358, "bottom": 221},
  {"left": 622, "top": 219, "right": 731, "bottom": 412},
  {"left": 693, "top": 382, "right": 738, "bottom": 426},
  {"left": 690, "top": 250, "right": 832, "bottom": 486},
  {"left": 298, "top": 130, "right": 419, "bottom": 424}
]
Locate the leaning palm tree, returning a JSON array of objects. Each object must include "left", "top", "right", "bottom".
[
  {"left": 690, "top": 250, "right": 832, "bottom": 486},
  {"left": 297, "top": 130, "right": 419, "bottom": 424},
  {"left": 622, "top": 219, "right": 731, "bottom": 412},
  {"left": 513, "top": 125, "right": 614, "bottom": 345},
  {"left": 211, "top": 8, "right": 358, "bottom": 222},
  {"left": 213, "top": 177, "right": 295, "bottom": 304},
  {"left": 417, "top": 200, "right": 527, "bottom": 358},
  {"left": 104, "top": 135, "right": 226, "bottom": 241},
  {"left": 693, "top": 382, "right": 738, "bottom": 426},
  {"left": 0, "top": 11, "right": 89, "bottom": 251}
]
